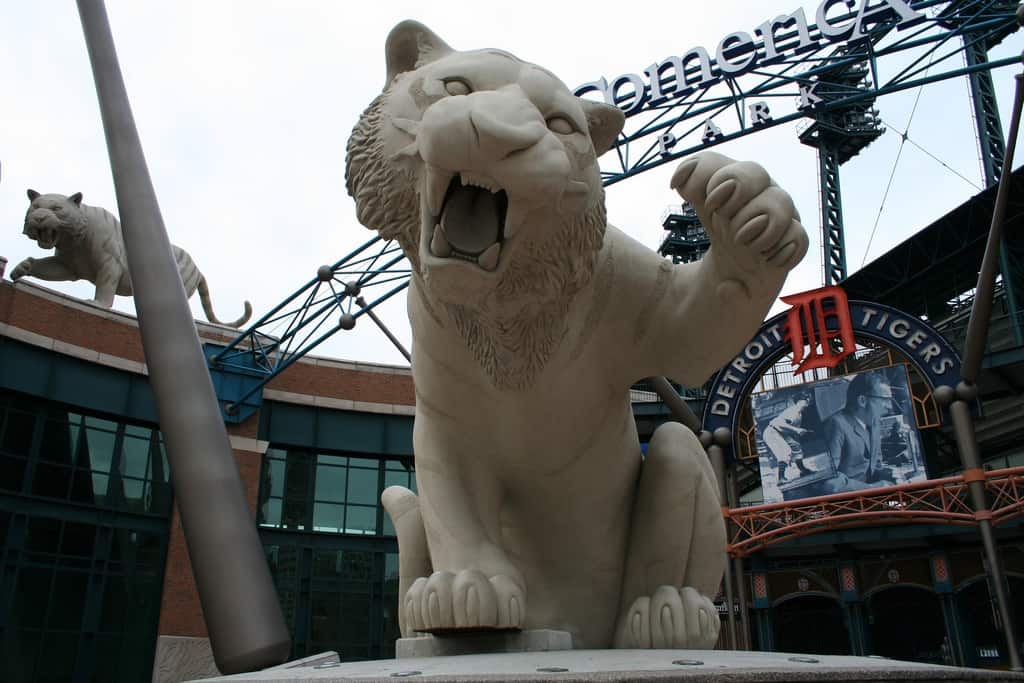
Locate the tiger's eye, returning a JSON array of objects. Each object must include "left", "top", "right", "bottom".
[
  {"left": 547, "top": 117, "right": 575, "bottom": 135},
  {"left": 444, "top": 79, "right": 471, "bottom": 96}
]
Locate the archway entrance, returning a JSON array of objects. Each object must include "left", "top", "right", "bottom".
[
  {"left": 958, "top": 576, "right": 1024, "bottom": 668},
  {"left": 773, "top": 595, "right": 850, "bottom": 655},
  {"left": 867, "top": 586, "right": 945, "bottom": 664}
]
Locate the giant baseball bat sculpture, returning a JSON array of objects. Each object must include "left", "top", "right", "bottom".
[{"left": 77, "top": 1, "right": 290, "bottom": 673}]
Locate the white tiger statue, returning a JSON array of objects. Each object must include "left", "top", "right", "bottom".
[
  {"left": 12, "top": 190, "right": 252, "bottom": 328},
  {"left": 347, "top": 21, "right": 807, "bottom": 650}
]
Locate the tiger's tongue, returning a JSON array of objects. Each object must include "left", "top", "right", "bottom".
[{"left": 440, "top": 185, "right": 501, "bottom": 255}]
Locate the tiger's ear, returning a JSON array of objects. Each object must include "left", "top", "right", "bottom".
[
  {"left": 581, "top": 99, "right": 625, "bottom": 158},
  {"left": 68, "top": 192, "right": 83, "bottom": 206},
  {"left": 384, "top": 21, "right": 453, "bottom": 88},
  {"left": 27, "top": 189, "right": 40, "bottom": 201}
]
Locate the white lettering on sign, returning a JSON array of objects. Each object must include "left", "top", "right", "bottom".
[{"left": 577, "top": 0, "right": 924, "bottom": 112}]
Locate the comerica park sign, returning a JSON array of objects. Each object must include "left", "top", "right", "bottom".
[{"left": 576, "top": 0, "right": 924, "bottom": 116}]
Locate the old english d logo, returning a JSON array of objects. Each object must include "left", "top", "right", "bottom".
[{"left": 781, "top": 285, "right": 856, "bottom": 373}]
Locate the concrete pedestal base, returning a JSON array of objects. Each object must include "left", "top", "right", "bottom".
[
  {"left": 191, "top": 649, "right": 1024, "bottom": 682},
  {"left": 396, "top": 630, "right": 572, "bottom": 658}
]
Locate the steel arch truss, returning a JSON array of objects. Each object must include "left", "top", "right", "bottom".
[
  {"left": 587, "top": 0, "right": 1021, "bottom": 187},
  {"left": 207, "top": 236, "right": 411, "bottom": 421},
  {"left": 727, "top": 465, "right": 1024, "bottom": 556}
]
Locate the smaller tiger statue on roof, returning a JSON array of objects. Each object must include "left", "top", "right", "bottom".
[{"left": 12, "top": 190, "right": 252, "bottom": 328}]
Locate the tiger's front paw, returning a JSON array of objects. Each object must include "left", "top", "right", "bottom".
[
  {"left": 404, "top": 569, "right": 525, "bottom": 632},
  {"left": 614, "top": 586, "right": 719, "bottom": 649},
  {"left": 672, "top": 152, "right": 808, "bottom": 274},
  {"left": 10, "top": 257, "right": 33, "bottom": 280}
]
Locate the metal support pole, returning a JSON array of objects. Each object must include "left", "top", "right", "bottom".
[
  {"left": 77, "top": 2, "right": 290, "bottom": 673},
  {"left": 648, "top": 376, "right": 701, "bottom": 433},
  {"left": 727, "top": 471, "right": 751, "bottom": 650},
  {"left": 949, "top": 396, "right": 1021, "bottom": 670},
  {"left": 818, "top": 146, "right": 848, "bottom": 284},
  {"left": 708, "top": 441, "right": 737, "bottom": 649},
  {"left": 357, "top": 296, "right": 411, "bottom": 362},
  {"left": 941, "top": 47, "right": 1024, "bottom": 670}
]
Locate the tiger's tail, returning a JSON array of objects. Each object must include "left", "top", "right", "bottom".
[{"left": 196, "top": 276, "right": 253, "bottom": 328}]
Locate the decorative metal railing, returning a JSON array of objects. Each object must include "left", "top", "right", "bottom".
[{"left": 726, "top": 466, "right": 1024, "bottom": 556}]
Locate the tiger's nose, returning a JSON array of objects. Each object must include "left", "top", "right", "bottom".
[{"left": 469, "top": 109, "right": 545, "bottom": 160}]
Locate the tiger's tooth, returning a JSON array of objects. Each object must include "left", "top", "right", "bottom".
[
  {"left": 430, "top": 224, "right": 453, "bottom": 257},
  {"left": 504, "top": 204, "right": 521, "bottom": 240},
  {"left": 425, "top": 166, "right": 453, "bottom": 217},
  {"left": 477, "top": 242, "right": 501, "bottom": 271}
]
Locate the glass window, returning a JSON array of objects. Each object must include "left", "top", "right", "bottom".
[
  {"left": 339, "top": 591, "right": 370, "bottom": 643},
  {"left": 155, "top": 440, "right": 170, "bottom": 483},
  {"left": 313, "top": 503, "right": 343, "bottom": 533},
  {"left": 261, "top": 498, "right": 282, "bottom": 527},
  {"left": 259, "top": 448, "right": 416, "bottom": 538},
  {"left": 84, "top": 416, "right": 118, "bottom": 432},
  {"left": 13, "top": 568, "right": 53, "bottom": 627},
  {"left": 314, "top": 465, "right": 346, "bottom": 503},
  {"left": 124, "top": 424, "right": 151, "bottom": 439},
  {"left": 40, "top": 419, "right": 76, "bottom": 464},
  {"left": 345, "top": 506, "right": 377, "bottom": 535},
  {"left": 133, "top": 531, "right": 166, "bottom": 570},
  {"left": 384, "top": 469, "right": 414, "bottom": 492},
  {"left": 2, "top": 410, "right": 35, "bottom": 456},
  {"left": 0, "top": 453, "right": 27, "bottom": 492},
  {"left": 347, "top": 467, "right": 378, "bottom": 506},
  {"left": 120, "top": 435, "right": 151, "bottom": 479},
  {"left": 25, "top": 517, "right": 61, "bottom": 555},
  {"left": 284, "top": 452, "right": 313, "bottom": 500},
  {"left": 48, "top": 571, "right": 87, "bottom": 629},
  {"left": 384, "top": 552, "right": 400, "bottom": 584},
  {"left": 313, "top": 550, "right": 342, "bottom": 578},
  {"left": 35, "top": 632, "right": 78, "bottom": 682},
  {"left": 32, "top": 462, "right": 71, "bottom": 500},
  {"left": 310, "top": 590, "right": 342, "bottom": 643},
  {"left": 263, "top": 459, "right": 285, "bottom": 498},
  {"left": 100, "top": 576, "right": 127, "bottom": 632},
  {"left": 349, "top": 457, "right": 377, "bottom": 469},
  {"left": 341, "top": 551, "right": 373, "bottom": 581},
  {"left": 0, "top": 393, "right": 172, "bottom": 682},
  {"left": 93, "top": 473, "right": 110, "bottom": 503},
  {"left": 84, "top": 427, "right": 117, "bottom": 475},
  {"left": 122, "top": 478, "right": 146, "bottom": 511},
  {"left": 60, "top": 521, "right": 95, "bottom": 558},
  {"left": 318, "top": 454, "right": 346, "bottom": 467},
  {"left": 266, "top": 545, "right": 299, "bottom": 580}
]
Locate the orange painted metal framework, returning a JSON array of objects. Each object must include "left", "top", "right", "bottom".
[{"left": 726, "top": 465, "right": 1024, "bottom": 557}]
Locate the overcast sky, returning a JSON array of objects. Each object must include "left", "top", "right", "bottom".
[{"left": 2, "top": 2, "right": 1021, "bottom": 369}]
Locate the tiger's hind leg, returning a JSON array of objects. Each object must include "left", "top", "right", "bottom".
[{"left": 613, "top": 422, "right": 725, "bottom": 649}]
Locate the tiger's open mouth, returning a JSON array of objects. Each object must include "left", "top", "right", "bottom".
[
  {"left": 425, "top": 172, "right": 509, "bottom": 272},
  {"left": 34, "top": 226, "right": 58, "bottom": 250}
]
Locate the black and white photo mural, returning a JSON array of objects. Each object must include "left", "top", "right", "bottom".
[{"left": 751, "top": 366, "right": 926, "bottom": 504}]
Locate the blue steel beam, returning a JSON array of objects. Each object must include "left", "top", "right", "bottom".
[{"left": 208, "top": 236, "right": 410, "bottom": 420}]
